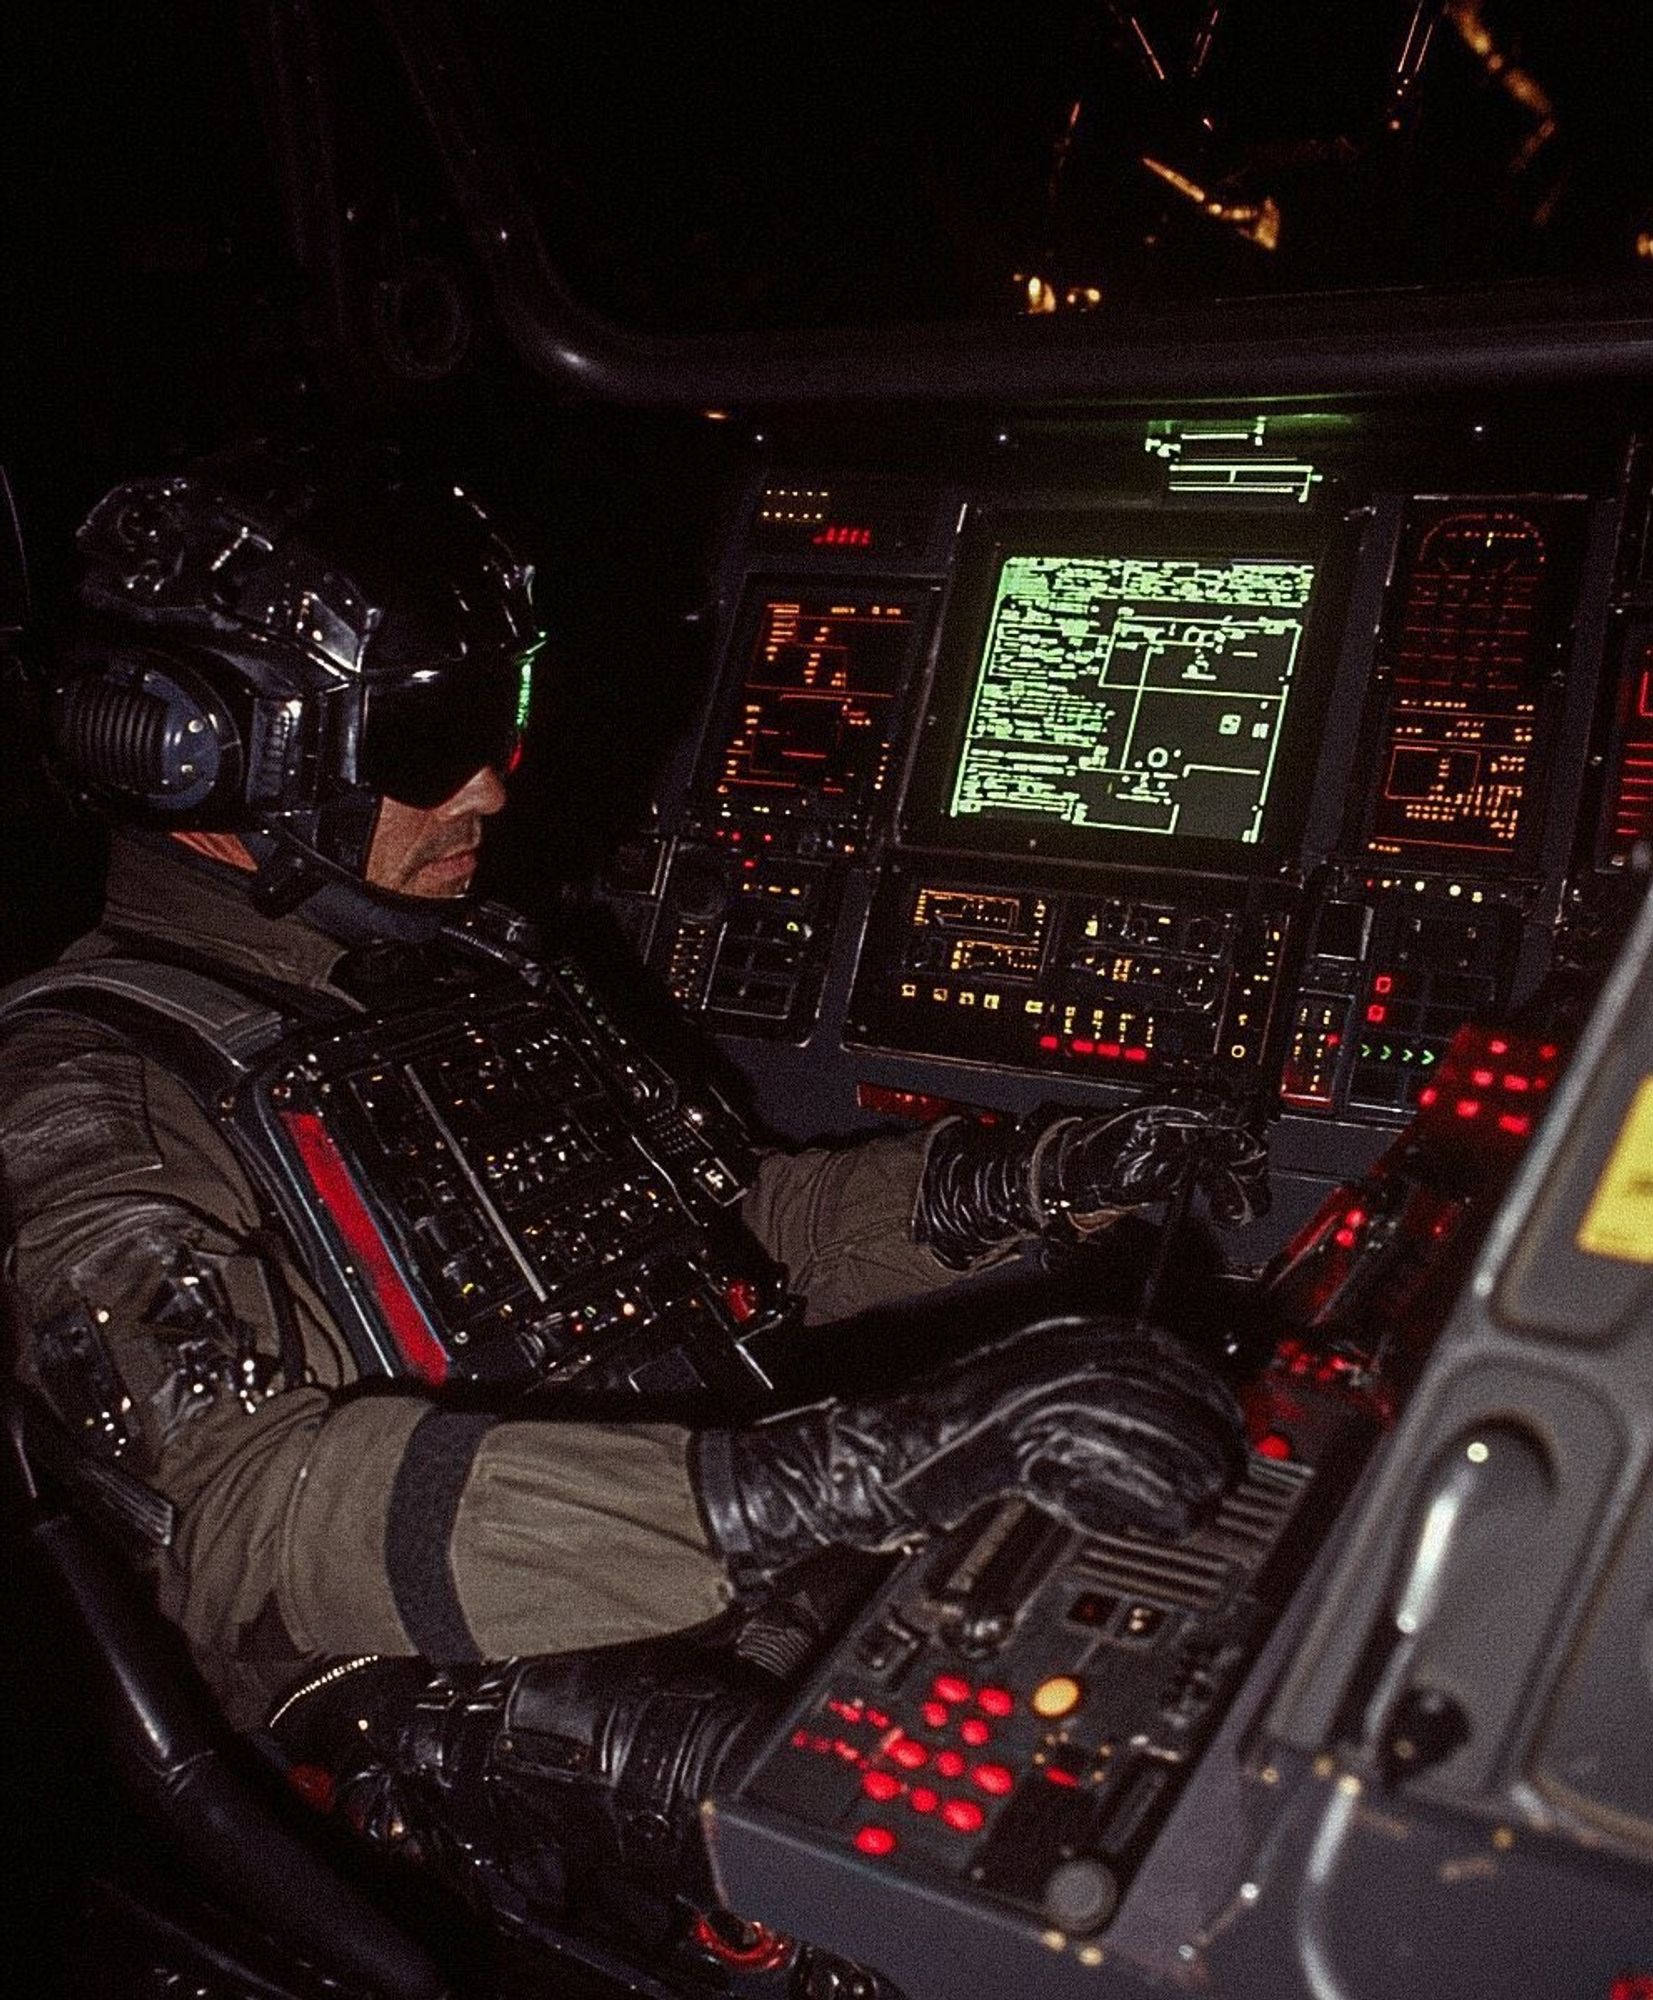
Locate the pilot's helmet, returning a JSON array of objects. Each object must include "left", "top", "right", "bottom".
[{"left": 51, "top": 442, "right": 542, "bottom": 885}]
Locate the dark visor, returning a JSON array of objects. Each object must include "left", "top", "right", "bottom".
[{"left": 358, "top": 643, "right": 540, "bottom": 809}]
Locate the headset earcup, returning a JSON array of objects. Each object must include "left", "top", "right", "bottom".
[{"left": 51, "top": 655, "right": 241, "bottom": 815}]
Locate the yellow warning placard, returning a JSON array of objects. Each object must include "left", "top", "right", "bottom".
[{"left": 1577, "top": 1076, "right": 1653, "bottom": 1264}]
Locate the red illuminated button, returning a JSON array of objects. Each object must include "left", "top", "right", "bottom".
[
  {"left": 854, "top": 1826, "right": 898, "bottom": 1857},
  {"left": 724, "top": 1280, "right": 760, "bottom": 1324},
  {"left": 932, "top": 1674, "right": 971, "bottom": 1704},
  {"left": 976, "top": 1687, "right": 1015, "bottom": 1717},
  {"left": 921, "top": 1701, "right": 950, "bottom": 1729},
  {"left": 972, "top": 1763, "right": 1015, "bottom": 1796},
  {"left": 891, "top": 1738, "right": 929, "bottom": 1770},
  {"left": 909, "top": 1787, "right": 939, "bottom": 1815},
  {"left": 862, "top": 1771, "right": 902, "bottom": 1803},
  {"left": 941, "top": 1798, "right": 986, "bottom": 1834},
  {"left": 959, "top": 1718, "right": 992, "bottom": 1747},
  {"left": 935, "top": 1750, "right": 967, "bottom": 1779}
]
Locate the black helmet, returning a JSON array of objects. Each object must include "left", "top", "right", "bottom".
[{"left": 51, "top": 443, "right": 542, "bottom": 888}]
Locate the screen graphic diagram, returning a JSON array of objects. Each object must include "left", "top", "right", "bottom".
[{"left": 947, "top": 553, "right": 1317, "bottom": 846}]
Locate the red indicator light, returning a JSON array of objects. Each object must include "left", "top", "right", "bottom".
[
  {"left": 1610, "top": 1979, "right": 1653, "bottom": 2000},
  {"left": 936, "top": 1750, "right": 967, "bottom": 1779},
  {"left": 1044, "top": 1766, "right": 1081, "bottom": 1788},
  {"left": 1418, "top": 1086, "right": 1438, "bottom": 1107},
  {"left": 1072, "top": 1038, "right": 1095, "bottom": 1056},
  {"left": 689, "top": 1916, "right": 792, "bottom": 1974},
  {"left": 932, "top": 1675, "right": 971, "bottom": 1704},
  {"left": 1498, "top": 1113, "right": 1532, "bottom": 1136},
  {"left": 856, "top": 1083, "right": 960, "bottom": 1124},
  {"left": 1540, "top": 1044, "right": 1559, "bottom": 1062},
  {"left": 909, "top": 1787, "right": 939, "bottom": 1815},
  {"left": 1343, "top": 1208, "right": 1367, "bottom": 1230},
  {"left": 866, "top": 1709, "right": 890, "bottom": 1730},
  {"left": 862, "top": 1770, "right": 901, "bottom": 1803},
  {"left": 941, "top": 1799, "right": 985, "bottom": 1834},
  {"left": 977, "top": 1688, "right": 1015, "bottom": 1717},
  {"left": 921, "top": 1701, "right": 950, "bottom": 1730},
  {"left": 790, "top": 1729, "right": 810, "bottom": 1749},
  {"left": 834, "top": 1741, "right": 860, "bottom": 1762},
  {"left": 1124, "top": 1046, "right": 1149, "bottom": 1064},
  {"left": 1099, "top": 1041, "right": 1122, "bottom": 1059},
  {"left": 959, "top": 1719, "right": 992, "bottom": 1747},
  {"left": 1257, "top": 1432, "right": 1294, "bottom": 1462},
  {"left": 812, "top": 525, "right": 874, "bottom": 548},
  {"left": 854, "top": 1825, "right": 898, "bottom": 1857},
  {"left": 1472, "top": 1068, "right": 1495, "bottom": 1089},
  {"left": 972, "top": 1764, "right": 1015, "bottom": 1796},
  {"left": 1038, "top": 1034, "right": 1060, "bottom": 1051},
  {"left": 890, "top": 1739, "right": 929, "bottom": 1770},
  {"left": 724, "top": 1279, "right": 760, "bottom": 1324},
  {"left": 1488, "top": 1039, "right": 1509, "bottom": 1056},
  {"left": 1455, "top": 1099, "right": 1482, "bottom": 1119},
  {"left": 1366, "top": 1003, "right": 1387, "bottom": 1024},
  {"left": 1333, "top": 1228, "right": 1359, "bottom": 1250},
  {"left": 287, "top": 1762, "right": 335, "bottom": 1814},
  {"left": 1373, "top": 974, "right": 1394, "bottom": 995}
]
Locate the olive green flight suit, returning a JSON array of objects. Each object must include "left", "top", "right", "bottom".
[{"left": 0, "top": 837, "right": 958, "bottom": 1726}]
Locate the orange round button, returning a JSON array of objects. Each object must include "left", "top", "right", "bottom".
[{"left": 1031, "top": 1675, "right": 1083, "bottom": 1720}]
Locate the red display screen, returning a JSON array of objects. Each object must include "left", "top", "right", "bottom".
[
  {"left": 1602, "top": 630, "right": 1653, "bottom": 865},
  {"left": 703, "top": 587, "right": 928, "bottom": 826},
  {"left": 1362, "top": 501, "right": 1585, "bottom": 870}
]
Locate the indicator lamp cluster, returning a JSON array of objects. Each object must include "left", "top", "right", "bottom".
[{"left": 787, "top": 1670, "right": 1091, "bottom": 1864}]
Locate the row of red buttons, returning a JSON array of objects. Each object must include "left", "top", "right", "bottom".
[
  {"left": 930, "top": 1674, "right": 1014, "bottom": 1714},
  {"left": 869, "top": 1757, "right": 1013, "bottom": 1796},
  {"left": 919, "top": 1700, "right": 994, "bottom": 1740},
  {"left": 854, "top": 1791, "right": 985, "bottom": 1855}
]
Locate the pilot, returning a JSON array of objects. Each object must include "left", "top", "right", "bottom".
[{"left": 0, "top": 445, "right": 1264, "bottom": 1910}]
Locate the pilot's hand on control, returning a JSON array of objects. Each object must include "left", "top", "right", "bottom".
[
  {"left": 691, "top": 1317, "right": 1244, "bottom": 1589},
  {"left": 1061, "top": 1089, "right": 1272, "bottom": 1231},
  {"left": 913, "top": 1091, "right": 1270, "bottom": 1269}
]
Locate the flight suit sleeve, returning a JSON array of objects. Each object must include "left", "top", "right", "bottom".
[
  {"left": 0, "top": 1020, "right": 730, "bottom": 1717},
  {"left": 740, "top": 1126, "right": 967, "bottom": 1324}
]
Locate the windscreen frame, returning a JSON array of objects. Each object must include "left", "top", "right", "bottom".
[{"left": 900, "top": 505, "right": 1351, "bottom": 879}]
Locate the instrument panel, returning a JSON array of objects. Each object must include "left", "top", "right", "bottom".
[{"left": 607, "top": 408, "right": 1648, "bottom": 1253}]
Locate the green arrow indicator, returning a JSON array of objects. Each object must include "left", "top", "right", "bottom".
[
  {"left": 1380, "top": 1044, "right": 1393, "bottom": 1063},
  {"left": 1360, "top": 1042, "right": 1373, "bottom": 1060},
  {"left": 1421, "top": 1047, "right": 1438, "bottom": 1066}
]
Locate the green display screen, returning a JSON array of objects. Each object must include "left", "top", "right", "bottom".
[{"left": 946, "top": 551, "right": 1319, "bottom": 848}]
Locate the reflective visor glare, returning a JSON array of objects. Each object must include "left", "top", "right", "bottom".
[{"left": 360, "top": 644, "right": 540, "bottom": 807}]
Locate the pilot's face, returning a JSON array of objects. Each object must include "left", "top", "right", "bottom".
[{"left": 365, "top": 765, "right": 509, "bottom": 899}]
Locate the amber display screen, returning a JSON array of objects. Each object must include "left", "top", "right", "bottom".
[
  {"left": 701, "top": 585, "right": 929, "bottom": 827},
  {"left": 1362, "top": 500, "right": 1586, "bottom": 870}
]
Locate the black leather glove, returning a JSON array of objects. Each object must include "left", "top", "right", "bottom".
[
  {"left": 914, "top": 1090, "right": 1271, "bottom": 1269},
  {"left": 692, "top": 1317, "right": 1244, "bottom": 1589}
]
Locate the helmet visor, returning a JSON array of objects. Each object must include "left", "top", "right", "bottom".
[{"left": 358, "top": 641, "right": 540, "bottom": 809}]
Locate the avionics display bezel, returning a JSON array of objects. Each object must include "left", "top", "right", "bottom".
[{"left": 902, "top": 508, "right": 1347, "bottom": 876}]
